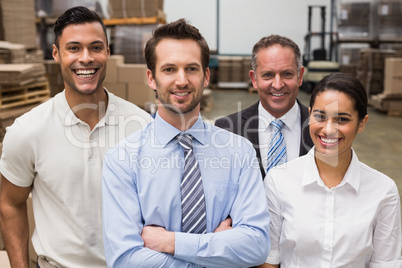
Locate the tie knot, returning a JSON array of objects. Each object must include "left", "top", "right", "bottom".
[
  {"left": 271, "top": 119, "right": 284, "bottom": 131},
  {"left": 177, "top": 134, "right": 193, "bottom": 151}
]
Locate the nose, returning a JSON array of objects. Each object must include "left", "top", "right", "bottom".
[
  {"left": 272, "top": 74, "right": 284, "bottom": 89},
  {"left": 79, "top": 49, "right": 94, "bottom": 64},
  {"left": 324, "top": 119, "right": 338, "bottom": 135},
  {"left": 175, "top": 69, "right": 188, "bottom": 88}
]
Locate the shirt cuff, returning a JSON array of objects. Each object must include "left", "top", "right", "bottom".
[
  {"left": 174, "top": 232, "right": 200, "bottom": 264},
  {"left": 266, "top": 250, "right": 280, "bottom": 264},
  {"left": 369, "top": 260, "right": 402, "bottom": 268}
]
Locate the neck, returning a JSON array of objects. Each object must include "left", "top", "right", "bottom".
[
  {"left": 314, "top": 149, "right": 352, "bottom": 189},
  {"left": 65, "top": 87, "right": 108, "bottom": 130},
  {"left": 159, "top": 107, "right": 200, "bottom": 132}
]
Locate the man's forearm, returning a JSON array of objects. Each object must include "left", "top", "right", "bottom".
[
  {"left": 0, "top": 201, "right": 30, "bottom": 268},
  {"left": 141, "top": 226, "right": 175, "bottom": 254}
]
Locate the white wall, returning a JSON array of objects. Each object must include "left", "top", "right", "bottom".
[{"left": 164, "top": 0, "right": 334, "bottom": 56}]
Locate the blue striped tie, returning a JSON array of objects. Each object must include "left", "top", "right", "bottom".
[
  {"left": 177, "top": 134, "right": 207, "bottom": 234},
  {"left": 266, "top": 120, "right": 287, "bottom": 173}
]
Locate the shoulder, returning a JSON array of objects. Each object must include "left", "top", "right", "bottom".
[
  {"left": 270, "top": 154, "right": 307, "bottom": 179},
  {"left": 297, "top": 99, "right": 309, "bottom": 115},
  {"left": 105, "top": 121, "right": 153, "bottom": 158},
  {"left": 215, "top": 112, "right": 241, "bottom": 128},
  {"left": 110, "top": 93, "right": 152, "bottom": 121},
  {"left": 9, "top": 98, "right": 55, "bottom": 131},
  {"left": 359, "top": 162, "right": 399, "bottom": 194},
  {"left": 215, "top": 101, "right": 259, "bottom": 129}
]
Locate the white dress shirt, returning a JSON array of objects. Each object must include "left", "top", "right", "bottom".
[
  {"left": 264, "top": 148, "right": 402, "bottom": 267},
  {"left": 258, "top": 101, "right": 301, "bottom": 172}
]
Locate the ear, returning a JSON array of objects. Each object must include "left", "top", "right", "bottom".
[
  {"left": 357, "top": 115, "right": 369, "bottom": 133},
  {"left": 204, "top": 67, "right": 210, "bottom": 87},
  {"left": 52, "top": 44, "right": 60, "bottom": 63},
  {"left": 249, "top": 70, "right": 257, "bottom": 89},
  {"left": 298, "top": 66, "right": 305, "bottom": 87},
  {"left": 107, "top": 44, "right": 111, "bottom": 58},
  {"left": 147, "top": 69, "right": 157, "bottom": 90}
]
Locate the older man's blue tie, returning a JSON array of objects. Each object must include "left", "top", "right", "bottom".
[
  {"left": 177, "top": 134, "right": 206, "bottom": 234},
  {"left": 266, "top": 119, "right": 287, "bottom": 174}
]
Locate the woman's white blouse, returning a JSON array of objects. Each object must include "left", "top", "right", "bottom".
[{"left": 264, "top": 148, "right": 402, "bottom": 267}]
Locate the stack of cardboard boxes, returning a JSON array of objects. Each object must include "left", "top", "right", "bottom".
[
  {"left": 0, "top": 41, "right": 26, "bottom": 64},
  {"left": 338, "top": 43, "right": 370, "bottom": 77},
  {"left": 104, "top": 55, "right": 155, "bottom": 109},
  {"left": 0, "top": 63, "right": 49, "bottom": 110},
  {"left": 109, "top": 0, "right": 165, "bottom": 64},
  {"left": 0, "top": 0, "right": 37, "bottom": 49},
  {"left": 217, "top": 56, "right": 252, "bottom": 88},
  {"left": 377, "top": 0, "right": 402, "bottom": 41},
  {"left": 109, "top": 0, "right": 164, "bottom": 18},
  {"left": 338, "top": 1, "right": 373, "bottom": 40},
  {"left": 356, "top": 48, "right": 397, "bottom": 97},
  {"left": 371, "top": 58, "right": 402, "bottom": 115}
]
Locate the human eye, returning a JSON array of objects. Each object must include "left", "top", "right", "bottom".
[
  {"left": 92, "top": 45, "right": 103, "bottom": 51},
  {"left": 67, "top": 46, "right": 79, "bottom": 52},
  {"left": 163, "top": 67, "right": 174, "bottom": 73},
  {"left": 337, "top": 117, "right": 351, "bottom": 123},
  {"left": 262, "top": 72, "right": 273, "bottom": 79},
  {"left": 283, "top": 72, "right": 294, "bottom": 77},
  {"left": 313, "top": 113, "right": 326, "bottom": 121},
  {"left": 187, "top": 66, "right": 198, "bottom": 72}
]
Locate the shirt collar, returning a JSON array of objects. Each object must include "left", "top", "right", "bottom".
[
  {"left": 301, "top": 147, "right": 361, "bottom": 193},
  {"left": 153, "top": 112, "right": 207, "bottom": 148},
  {"left": 258, "top": 100, "right": 299, "bottom": 131},
  {"left": 56, "top": 88, "right": 118, "bottom": 127}
]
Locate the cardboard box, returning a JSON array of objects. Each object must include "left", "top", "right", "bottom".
[
  {"left": 371, "top": 93, "right": 402, "bottom": 115},
  {"left": 0, "top": 0, "right": 38, "bottom": 49},
  {"left": 104, "top": 82, "right": 127, "bottom": 100},
  {"left": 117, "top": 64, "right": 148, "bottom": 84},
  {"left": 105, "top": 55, "right": 124, "bottom": 83},
  {"left": 127, "top": 83, "right": 155, "bottom": 108},
  {"left": 384, "top": 58, "right": 402, "bottom": 95},
  {"left": 109, "top": 0, "right": 161, "bottom": 18}
]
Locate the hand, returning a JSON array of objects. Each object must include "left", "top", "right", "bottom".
[
  {"left": 214, "top": 216, "right": 232, "bottom": 233},
  {"left": 141, "top": 225, "right": 175, "bottom": 254}
]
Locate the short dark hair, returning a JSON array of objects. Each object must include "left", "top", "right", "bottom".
[
  {"left": 144, "top": 18, "right": 210, "bottom": 76},
  {"left": 310, "top": 72, "right": 368, "bottom": 121},
  {"left": 251, "top": 34, "right": 302, "bottom": 73},
  {"left": 54, "top": 6, "right": 108, "bottom": 48}
]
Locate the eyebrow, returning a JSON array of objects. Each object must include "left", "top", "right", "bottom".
[
  {"left": 312, "top": 109, "right": 352, "bottom": 117},
  {"left": 65, "top": 40, "right": 105, "bottom": 46},
  {"left": 160, "top": 62, "right": 201, "bottom": 69}
]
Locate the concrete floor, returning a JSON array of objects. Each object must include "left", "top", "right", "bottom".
[{"left": 202, "top": 88, "right": 402, "bottom": 217}]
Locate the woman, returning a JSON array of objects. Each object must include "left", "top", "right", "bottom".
[{"left": 261, "top": 73, "right": 402, "bottom": 267}]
